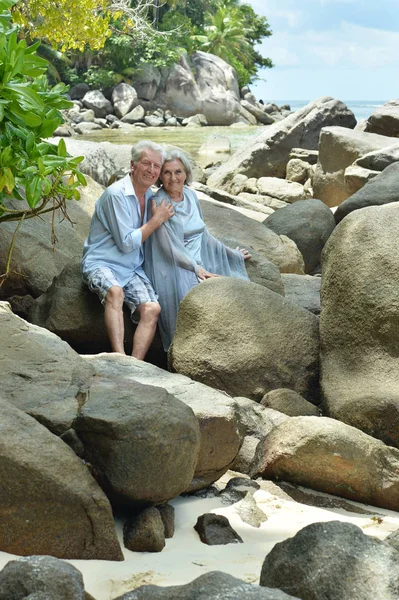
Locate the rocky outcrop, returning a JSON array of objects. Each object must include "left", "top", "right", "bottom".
[
  {"left": 0, "top": 398, "right": 122, "bottom": 560},
  {"left": 207, "top": 97, "right": 356, "bottom": 189},
  {"left": 200, "top": 200, "right": 305, "bottom": 274},
  {"left": 260, "top": 521, "right": 399, "bottom": 600},
  {"left": 254, "top": 415, "right": 399, "bottom": 510},
  {"left": 264, "top": 199, "right": 336, "bottom": 273},
  {"left": 115, "top": 571, "right": 299, "bottom": 599},
  {"left": 82, "top": 353, "right": 243, "bottom": 491},
  {"left": 334, "top": 161, "right": 399, "bottom": 223},
  {"left": 312, "top": 126, "right": 395, "bottom": 207},
  {"left": 260, "top": 388, "right": 320, "bottom": 417},
  {"left": 354, "top": 141, "right": 399, "bottom": 171},
  {"left": 364, "top": 99, "right": 399, "bottom": 137},
  {"left": 75, "top": 378, "right": 201, "bottom": 507},
  {"left": 1, "top": 302, "right": 94, "bottom": 433},
  {"left": 169, "top": 278, "right": 320, "bottom": 403},
  {"left": 0, "top": 555, "right": 87, "bottom": 600},
  {"left": 321, "top": 203, "right": 399, "bottom": 448}
]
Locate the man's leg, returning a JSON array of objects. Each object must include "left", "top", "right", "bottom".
[
  {"left": 104, "top": 285, "right": 126, "bottom": 354},
  {"left": 132, "top": 302, "right": 161, "bottom": 360}
]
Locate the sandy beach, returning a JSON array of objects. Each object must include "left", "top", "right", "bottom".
[{"left": 2, "top": 471, "right": 397, "bottom": 599}]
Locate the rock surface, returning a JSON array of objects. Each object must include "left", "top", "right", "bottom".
[
  {"left": 364, "top": 99, "right": 399, "bottom": 137},
  {"left": 0, "top": 398, "right": 122, "bottom": 560},
  {"left": 264, "top": 199, "right": 336, "bottom": 273},
  {"left": 281, "top": 274, "right": 321, "bottom": 315},
  {"left": 260, "top": 521, "right": 399, "bottom": 600},
  {"left": 207, "top": 97, "right": 356, "bottom": 189},
  {"left": 169, "top": 278, "right": 320, "bottom": 403},
  {"left": 254, "top": 416, "right": 399, "bottom": 511},
  {"left": 321, "top": 203, "right": 399, "bottom": 448}
]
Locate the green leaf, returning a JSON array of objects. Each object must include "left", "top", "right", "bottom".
[
  {"left": 76, "top": 171, "right": 87, "bottom": 186},
  {"left": 57, "top": 138, "right": 67, "bottom": 158},
  {"left": 26, "top": 176, "right": 43, "bottom": 208},
  {"left": 25, "top": 131, "right": 35, "bottom": 155},
  {"left": 39, "top": 117, "right": 61, "bottom": 138}
]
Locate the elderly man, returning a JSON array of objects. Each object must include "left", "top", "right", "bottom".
[{"left": 81, "top": 140, "right": 174, "bottom": 360}]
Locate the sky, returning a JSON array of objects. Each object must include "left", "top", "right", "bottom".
[{"left": 246, "top": 0, "right": 399, "bottom": 103}]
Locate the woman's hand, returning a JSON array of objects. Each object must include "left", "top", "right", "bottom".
[
  {"left": 236, "top": 247, "right": 251, "bottom": 261},
  {"left": 197, "top": 266, "right": 219, "bottom": 281}
]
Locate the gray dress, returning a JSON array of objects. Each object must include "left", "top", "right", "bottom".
[{"left": 145, "top": 186, "right": 249, "bottom": 350}]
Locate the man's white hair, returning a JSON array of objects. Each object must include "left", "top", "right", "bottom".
[{"left": 131, "top": 140, "right": 165, "bottom": 163}]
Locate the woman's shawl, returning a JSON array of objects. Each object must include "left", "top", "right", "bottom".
[{"left": 144, "top": 185, "right": 249, "bottom": 350}]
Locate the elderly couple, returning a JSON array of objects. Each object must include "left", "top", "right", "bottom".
[{"left": 81, "top": 140, "right": 250, "bottom": 360}]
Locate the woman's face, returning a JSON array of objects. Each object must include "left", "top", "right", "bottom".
[{"left": 161, "top": 159, "right": 187, "bottom": 196}]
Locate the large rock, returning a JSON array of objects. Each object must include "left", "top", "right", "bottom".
[
  {"left": 312, "top": 126, "right": 395, "bottom": 207},
  {"left": 0, "top": 398, "right": 122, "bottom": 560},
  {"left": 364, "top": 99, "right": 399, "bottom": 137},
  {"left": 75, "top": 378, "right": 201, "bottom": 507},
  {"left": 131, "top": 63, "right": 162, "bottom": 101},
  {"left": 253, "top": 415, "right": 399, "bottom": 510},
  {"left": 200, "top": 199, "right": 305, "bottom": 274},
  {"left": 82, "top": 90, "right": 113, "bottom": 118},
  {"left": 321, "top": 203, "right": 399, "bottom": 448},
  {"left": 264, "top": 199, "right": 336, "bottom": 273},
  {"left": 112, "top": 82, "right": 138, "bottom": 118},
  {"left": 0, "top": 555, "right": 86, "bottom": 599},
  {"left": 82, "top": 354, "right": 243, "bottom": 491},
  {"left": 0, "top": 176, "right": 101, "bottom": 300},
  {"left": 154, "top": 52, "right": 245, "bottom": 125},
  {"left": 260, "top": 521, "right": 399, "bottom": 600},
  {"left": 354, "top": 141, "right": 399, "bottom": 171},
  {"left": 256, "top": 178, "right": 306, "bottom": 204},
  {"left": 334, "top": 161, "right": 399, "bottom": 223},
  {"left": 207, "top": 97, "right": 356, "bottom": 190},
  {"left": 115, "top": 571, "right": 299, "bottom": 599},
  {"left": 169, "top": 278, "right": 320, "bottom": 403},
  {"left": 1, "top": 302, "right": 94, "bottom": 433}
]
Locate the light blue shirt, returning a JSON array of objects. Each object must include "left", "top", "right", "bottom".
[{"left": 81, "top": 174, "right": 152, "bottom": 286}]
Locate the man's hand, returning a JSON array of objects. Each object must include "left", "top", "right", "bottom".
[
  {"left": 197, "top": 266, "right": 219, "bottom": 281},
  {"left": 151, "top": 198, "right": 174, "bottom": 225}
]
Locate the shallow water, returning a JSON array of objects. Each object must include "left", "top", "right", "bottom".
[{"left": 81, "top": 125, "right": 265, "bottom": 167}]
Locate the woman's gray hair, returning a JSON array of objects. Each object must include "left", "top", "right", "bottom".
[
  {"left": 161, "top": 147, "right": 194, "bottom": 186},
  {"left": 131, "top": 140, "right": 165, "bottom": 163}
]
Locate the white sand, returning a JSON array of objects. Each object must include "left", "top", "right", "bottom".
[{"left": 2, "top": 472, "right": 399, "bottom": 600}]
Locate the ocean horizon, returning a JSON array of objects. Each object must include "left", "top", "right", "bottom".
[{"left": 269, "top": 100, "right": 387, "bottom": 122}]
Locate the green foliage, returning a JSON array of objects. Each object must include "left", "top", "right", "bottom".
[{"left": 0, "top": 0, "right": 86, "bottom": 283}]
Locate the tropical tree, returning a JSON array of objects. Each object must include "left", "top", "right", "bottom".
[{"left": 0, "top": 0, "right": 86, "bottom": 285}]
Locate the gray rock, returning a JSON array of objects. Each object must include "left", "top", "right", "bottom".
[
  {"left": 112, "top": 82, "right": 137, "bottom": 118},
  {"left": 0, "top": 555, "right": 86, "bottom": 600},
  {"left": 0, "top": 303, "right": 94, "bottom": 433},
  {"left": 241, "top": 99, "right": 274, "bottom": 124},
  {"left": 312, "top": 126, "right": 395, "bottom": 207},
  {"left": 256, "top": 177, "right": 306, "bottom": 203},
  {"left": 289, "top": 148, "right": 319, "bottom": 165},
  {"left": 0, "top": 398, "right": 122, "bottom": 560},
  {"left": 131, "top": 63, "right": 162, "bottom": 101},
  {"left": 200, "top": 199, "right": 305, "bottom": 273},
  {"left": 68, "top": 83, "right": 90, "bottom": 101},
  {"left": 234, "top": 492, "right": 268, "bottom": 528},
  {"left": 182, "top": 113, "right": 208, "bottom": 126},
  {"left": 75, "top": 379, "right": 201, "bottom": 507},
  {"left": 194, "top": 514, "right": 243, "bottom": 545},
  {"left": 334, "top": 161, "right": 399, "bottom": 223},
  {"left": 321, "top": 202, "right": 399, "bottom": 448},
  {"left": 343, "top": 164, "right": 379, "bottom": 196},
  {"left": 207, "top": 97, "right": 356, "bottom": 189},
  {"left": 82, "top": 353, "right": 243, "bottom": 492},
  {"left": 194, "top": 182, "right": 275, "bottom": 216},
  {"left": 364, "top": 99, "right": 399, "bottom": 137},
  {"left": 261, "top": 388, "right": 320, "bottom": 417},
  {"left": 169, "top": 278, "right": 320, "bottom": 402},
  {"left": 286, "top": 158, "right": 311, "bottom": 183},
  {"left": 157, "top": 504, "right": 175, "bottom": 538},
  {"left": 144, "top": 114, "right": 164, "bottom": 127},
  {"left": 354, "top": 141, "right": 399, "bottom": 171},
  {"left": 82, "top": 90, "right": 113, "bottom": 118},
  {"left": 123, "top": 507, "right": 165, "bottom": 552},
  {"left": 281, "top": 274, "right": 321, "bottom": 315},
  {"left": 264, "top": 199, "right": 336, "bottom": 273},
  {"left": 114, "top": 571, "right": 299, "bottom": 599},
  {"left": 254, "top": 415, "right": 399, "bottom": 511},
  {"left": 260, "top": 521, "right": 399, "bottom": 600}
]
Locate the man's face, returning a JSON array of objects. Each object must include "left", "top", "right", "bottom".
[{"left": 131, "top": 149, "right": 162, "bottom": 190}]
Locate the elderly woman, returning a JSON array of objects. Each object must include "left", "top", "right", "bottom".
[{"left": 145, "top": 147, "right": 250, "bottom": 351}]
